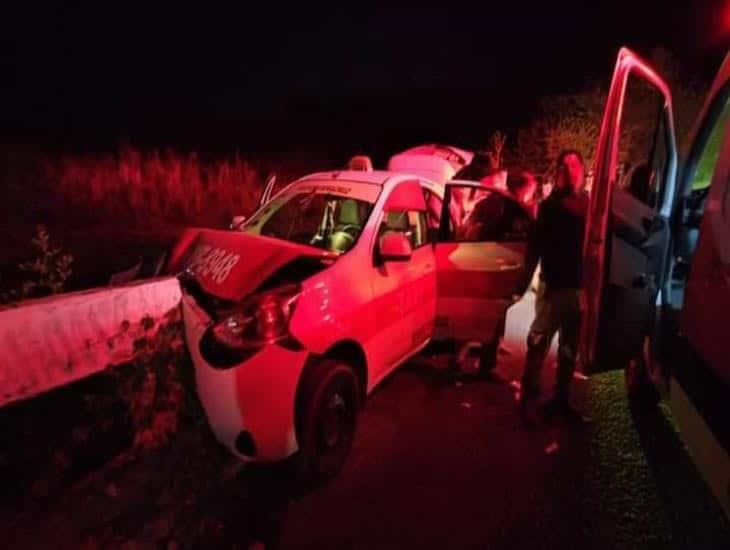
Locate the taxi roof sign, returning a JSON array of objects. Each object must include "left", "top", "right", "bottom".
[{"left": 347, "top": 155, "right": 373, "bottom": 171}]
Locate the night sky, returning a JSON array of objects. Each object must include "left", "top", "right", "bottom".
[{"left": 2, "top": 1, "right": 728, "bottom": 158}]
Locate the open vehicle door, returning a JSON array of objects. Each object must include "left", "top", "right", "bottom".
[
  {"left": 581, "top": 47, "right": 678, "bottom": 370},
  {"left": 434, "top": 183, "right": 533, "bottom": 341}
]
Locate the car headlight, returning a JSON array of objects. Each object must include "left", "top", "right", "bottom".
[{"left": 210, "top": 283, "right": 301, "bottom": 352}]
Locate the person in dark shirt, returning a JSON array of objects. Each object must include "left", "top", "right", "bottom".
[{"left": 518, "top": 150, "right": 590, "bottom": 426}]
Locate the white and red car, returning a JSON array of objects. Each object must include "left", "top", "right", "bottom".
[{"left": 166, "top": 157, "right": 534, "bottom": 479}]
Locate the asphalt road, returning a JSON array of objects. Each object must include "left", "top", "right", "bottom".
[
  {"left": 5, "top": 294, "right": 730, "bottom": 549},
  {"left": 274, "top": 295, "right": 730, "bottom": 549}
]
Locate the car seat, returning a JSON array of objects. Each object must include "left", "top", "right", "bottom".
[
  {"left": 337, "top": 199, "right": 361, "bottom": 229},
  {"left": 328, "top": 199, "right": 362, "bottom": 253}
]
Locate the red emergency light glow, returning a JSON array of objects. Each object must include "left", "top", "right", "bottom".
[{"left": 709, "top": 0, "right": 730, "bottom": 47}]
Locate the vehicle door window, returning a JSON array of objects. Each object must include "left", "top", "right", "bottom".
[
  {"left": 685, "top": 93, "right": 730, "bottom": 261},
  {"left": 379, "top": 210, "right": 428, "bottom": 249},
  {"left": 615, "top": 76, "right": 670, "bottom": 212},
  {"left": 686, "top": 94, "right": 730, "bottom": 221},
  {"left": 423, "top": 189, "right": 442, "bottom": 230},
  {"left": 607, "top": 75, "right": 677, "bottom": 258}
]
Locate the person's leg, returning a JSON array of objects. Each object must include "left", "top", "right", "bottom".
[
  {"left": 541, "top": 289, "right": 590, "bottom": 423},
  {"left": 520, "top": 284, "right": 558, "bottom": 407},
  {"left": 554, "top": 289, "right": 581, "bottom": 403}
]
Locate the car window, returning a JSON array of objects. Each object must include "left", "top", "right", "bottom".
[
  {"left": 423, "top": 188, "right": 442, "bottom": 230},
  {"left": 379, "top": 210, "right": 428, "bottom": 249},
  {"left": 615, "top": 75, "right": 671, "bottom": 211},
  {"left": 689, "top": 95, "right": 730, "bottom": 193},
  {"left": 682, "top": 94, "right": 730, "bottom": 243},
  {"left": 242, "top": 187, "right": 376, "bottom": 253}
]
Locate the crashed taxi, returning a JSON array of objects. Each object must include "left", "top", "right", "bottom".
[{"left": 166, "top": 165, "right": 534, "bottom": 480}]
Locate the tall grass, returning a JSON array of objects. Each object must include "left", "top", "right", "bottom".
[
  {"left": 44, "top": 147, "right": 268, "bottom": 228},
  {"left": 0, "top": 145, "right": 328, "bottom": 290}
]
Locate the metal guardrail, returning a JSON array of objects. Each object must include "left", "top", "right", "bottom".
[{"left": 0, "top": 276, "right": 182, "bottom": 408}]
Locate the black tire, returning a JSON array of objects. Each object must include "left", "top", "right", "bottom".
[{"left": 295, "top": 359, "right": 360, "bottom": 485}]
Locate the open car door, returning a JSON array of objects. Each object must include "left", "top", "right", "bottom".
[
  {"left": 581, "top": 48, "right": 678, "bottom": 370},
  {"left": 434, "top": 183, "right": 533, "bottom": 341}
]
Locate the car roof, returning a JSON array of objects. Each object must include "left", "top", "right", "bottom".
[
  {"left": 298, "top": 170, "right": 399, "bottom": 186},
  {"left": 296, "top": 170, "right": 446, "bottom": 193}
]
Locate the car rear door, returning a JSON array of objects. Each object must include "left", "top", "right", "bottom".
[
  {"left": 434, "top": 183, "right": 533, "bottom": 341},
  {"left": 581, "top": 47, "right": 678, "bottom": 370}
]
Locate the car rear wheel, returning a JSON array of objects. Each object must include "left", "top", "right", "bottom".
[{"left": 295, "top": 359, "right": 360, "bottom": 485}]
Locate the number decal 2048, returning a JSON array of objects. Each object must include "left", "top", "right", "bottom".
[{"left": 187, "top": 244, "right": 241, "bottom": 285}]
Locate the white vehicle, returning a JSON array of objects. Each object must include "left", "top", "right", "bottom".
[
  {"left": 167, "top": 166, "right": 534, "bottom": 480},
  {"left": 581, "top": 47, "right": 730, "bottom": 518}
]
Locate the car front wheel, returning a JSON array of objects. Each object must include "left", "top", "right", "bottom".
[{"left": 295, "top": 359, "right": 360, "bottom": 485}]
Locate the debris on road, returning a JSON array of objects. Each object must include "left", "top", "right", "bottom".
[{"left": 545, "top": 442, "right": 560, "bottom": 455}]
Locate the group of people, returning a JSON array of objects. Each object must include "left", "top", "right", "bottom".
[{"left": 472, "top": 150, "right": 591, "bottom": 427}]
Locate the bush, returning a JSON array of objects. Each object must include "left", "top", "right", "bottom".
[{"left": 1, "top": 224, "right": 73, "bottom": 303}]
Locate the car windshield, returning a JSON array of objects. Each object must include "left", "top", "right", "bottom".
[{"left": 240, "top": 181, "right": 380, "bottom": 253}]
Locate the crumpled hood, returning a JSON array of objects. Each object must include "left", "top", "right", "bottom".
[{"left": 167, "top": 228, "right": 337, "bottom": 301}]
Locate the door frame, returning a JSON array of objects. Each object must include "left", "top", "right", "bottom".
[{"left": 581, "top": 47, "right": 678, "bottom": 368}]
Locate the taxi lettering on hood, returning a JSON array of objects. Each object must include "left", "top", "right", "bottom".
[
  {"left": 170, "top": 228, "right": 336, "bottom": 301},
  {"left": 187, "top": 244, "right": 240, "bottom": 285}
]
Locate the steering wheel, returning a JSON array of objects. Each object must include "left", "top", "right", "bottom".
[
  {"left": 328, "top": 230, "right": 355, "bottom": 252},
  {"left": 336, "top": 224, "right": 361, "bottom": 238}
]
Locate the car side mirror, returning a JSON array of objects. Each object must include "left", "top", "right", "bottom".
[
  {"left": 230, "top": 215, "right": 247, "bottom": 230},
  {"left": 379, "top": 231, "right": 412, "bottom": 261}
]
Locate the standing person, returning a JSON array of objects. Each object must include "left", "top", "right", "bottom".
[{"left": 518, "top": 150, "right": 590, "bottom": 426}]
